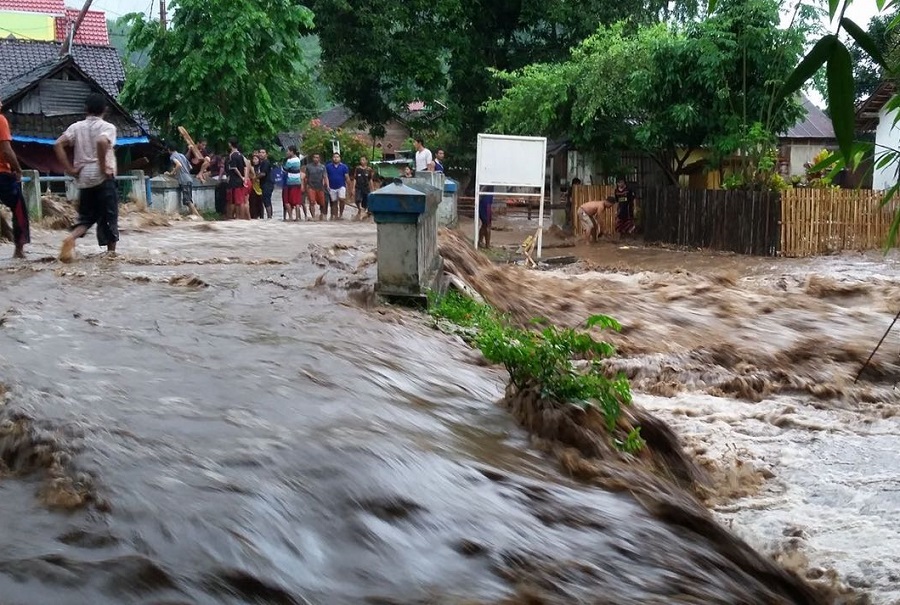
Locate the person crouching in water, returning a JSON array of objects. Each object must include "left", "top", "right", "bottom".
[
  {"left": 613, "top": 176, "right": 637, "bottom": 236},
  {"left": 578, "top": 199, "right": 607, "bottom": 243},
  {"left": 281, "top": 146, "right": 305, "bottom": 221},
  {"left": 478, "top": 186, "right": 494, "bottom": 249}
]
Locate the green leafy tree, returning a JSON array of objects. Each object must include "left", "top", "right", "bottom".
[
  {"left": 300, "top": 119, "right": 370, "bottom": 169},
  {"left": 486, "top": 0, "right": 810, "bottom": 185},
  {"left": 312, "top": 0, "right": 703, "bottom": 170},
  {"left": 119, "top": 0, "right": 316, "bottom": 150}
]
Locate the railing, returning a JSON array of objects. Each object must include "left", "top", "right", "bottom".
[{"left": 18, "top": 170, "right": 149, "bottom": 220}]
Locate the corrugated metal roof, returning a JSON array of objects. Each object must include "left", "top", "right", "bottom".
[
  {"left": 39, "top": 77, "right": 92, "bottom": 115},
  {"left": 782, "top": 97, "right": 835, "bottom": 140}
]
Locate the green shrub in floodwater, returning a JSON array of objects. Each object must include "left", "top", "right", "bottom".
[{"left": 428, "top": 290, "right": 644, "bottom": 453}]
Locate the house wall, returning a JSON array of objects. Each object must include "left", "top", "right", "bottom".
[
  {"left": 787, "top": 141, "right": 834, "bottom": 177},
  {"left": 875, "top": 105, "right": 900, "bottom": 190},
  {"left": 340, "top": 117, "right": 411, "bottom": 158},
  {"left": 0, "top": 11, "right": 56, "bottom": 41}
]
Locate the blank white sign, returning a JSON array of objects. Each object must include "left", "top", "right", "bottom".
[{"left": 476, "top": 134, "right": 547, "bottom": 188}]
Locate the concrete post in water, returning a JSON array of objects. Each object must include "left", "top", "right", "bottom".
[
  {"left": 21, "top": 170, "right": 41, "bottom": 219},
  {"left": 412, "top": 171, "right": 458, "bottom": 227},
  {"left": 130, "top": 170, "right": 148, "bottom": 208},
  {"left": 368, "top": 179, "right": 443, "bottom": 304}
]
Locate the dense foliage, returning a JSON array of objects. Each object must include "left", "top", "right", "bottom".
[
  {"left": 485, "top": 0, "right": 812, "bottom": 184},
  {"left": 119, "top": 0, "right": 318, "bottom": 150},
  {"left": 311, "top": 0, "right": 703, "bottom": 169},
  {"left": 300, "top": 119, "right": 371, "bottom": 168},
  {"left": 428, "top": 291, "right": 643, "bottom": 452}
]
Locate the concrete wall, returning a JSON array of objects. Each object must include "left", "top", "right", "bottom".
[
  {"left": 149, "top": 176, "right": 219, "bottom": 213},
  {"left": 875, "top": 105, "right": 900, "bottom": 191}
]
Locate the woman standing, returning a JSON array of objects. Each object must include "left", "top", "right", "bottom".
[{"left": 249, "top": 153, "right": 264, "bottom": 219}]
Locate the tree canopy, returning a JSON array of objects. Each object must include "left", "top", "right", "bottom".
[
  {"left": 311, "top": 0, "right": 703, "bottom": 166},
  {"left": 485, "top": 0, "right": 809, "bottom": 184},
  {"left": 119, "top": 0, "right": 318, "bottom": 151}
]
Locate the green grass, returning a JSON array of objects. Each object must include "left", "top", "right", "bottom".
[
  {"left": 200, "top": 210, "right": 223, "bottom": 221},
  {"left": 428, "top": 290, "right": 644, "bottom": 451}
]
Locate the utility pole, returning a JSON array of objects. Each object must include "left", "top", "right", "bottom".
[
  {"left": 59, "top": 0, "right": 93, "bottom": 57},
  {"left": 160, "top": 0, "right": 167, "bottom": 29}
]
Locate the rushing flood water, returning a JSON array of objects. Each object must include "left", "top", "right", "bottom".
[{"left": 0, "top": 209, "right": 893, "bottom": 604}]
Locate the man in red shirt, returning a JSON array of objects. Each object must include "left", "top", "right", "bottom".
[{"left": 0, "top": 99, "right": 29, "bottom": 258}]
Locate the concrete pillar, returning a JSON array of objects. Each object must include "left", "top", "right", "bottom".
[
  {"left": 21, "top": 170, "right": 41, "bottom": 219},
  {"left": 130, "top": 170, "right": 147, "bottom": 207},
  {"left": 65, "top": 178, "right": 78, "bottom": 202},
  {"left": 368, "top": 180, "right": 443, "bottom": 303}
]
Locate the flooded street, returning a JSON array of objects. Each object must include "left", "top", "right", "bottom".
[{"left": 0, "top": 210, "right": 896, "bottom": 603}]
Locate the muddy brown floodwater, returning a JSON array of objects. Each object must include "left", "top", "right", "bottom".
[{"left": 0, "top": 210, "right": 896, "bottom": 604}]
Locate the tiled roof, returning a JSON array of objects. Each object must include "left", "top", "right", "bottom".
[
  {"left": 0, "top": 39, "right": 124, "bottom": 97},
  {"left": 55, "top": 8, "right": 109, "bottom": 46},
  {"left": 0, "top": 57, "right": 58, "bottom": 101},
  {"left": 783, "top": 97, "right": 835, "bottom": 140},
  {"left": 317, "top": 106, "right": 354, "bottom": 129},
  {"left": 6, "top": 108, "right": 146, "bottom": 139},
  {"left": 0, "top": 0, "right": 65, "bottom": 14}
]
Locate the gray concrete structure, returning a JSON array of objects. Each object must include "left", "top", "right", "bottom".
[
  {"left": 150, "top": 176, "right": 218, "bottom": 213},
  {"left": 368, "top": 179, "right": 442, "bottom": 303},
  {"left": 413, "top": 170, "right": 458, "bottom": 228}
]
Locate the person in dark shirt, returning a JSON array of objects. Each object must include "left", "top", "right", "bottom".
[
  {"left": 613, "top": 176, "right": 637, "bottom": 236},
  {"left": 479, "top": 185, "right": 494, "bottom": 249},
  {"left": 351, "top": 156, "right": 375, "bottom": 220},
  {"left": 226, "top": 137, "right": 249, "bottom": 220},
  {"left": 257, "top": 148, "right": 274, "bottom": 219}
]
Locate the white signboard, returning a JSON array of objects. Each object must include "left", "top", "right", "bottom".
[{"left": 474, "top": 134, "right": 547, "bottom": 257}]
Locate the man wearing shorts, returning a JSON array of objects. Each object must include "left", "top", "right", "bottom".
[
  {"left": 578, "top": 199, "right": 608, "bottom": 243},
  {"left": 305, "top": 154, "right": 327, "bottom": 220},
  {"left": 166, "top": 141, "right": 201, "bottom": 217},
  {"left": 351, "top": 156, "right": 374, "bottom": 220},
  {"left": 54, "top": 93, "right": 119, "bottom": 261},
  {"left": 282, "top": 145, "right": 305, "bottom": 221},
  {"left": 0, "top": 97, "right": 29, "bottom": 258},
  {"left": 258, "top": 147, "right": 274, "bottom": 219},
  {"left": 325, "top": 152, "right": 349, "bottom": 220},
  {"left": 226, "top": 137, "right": 249, "bottom": 220}
]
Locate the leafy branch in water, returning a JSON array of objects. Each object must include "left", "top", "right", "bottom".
[{"left": 428, "top": 291, "right": 642, "bottom": 450}]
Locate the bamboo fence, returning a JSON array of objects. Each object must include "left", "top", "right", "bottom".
[
  {"left": 571, "top": 185, "right": 619, "bottom": 237},
  {"left": 780, "top": 189, "right": 899, "bottom": 257}
]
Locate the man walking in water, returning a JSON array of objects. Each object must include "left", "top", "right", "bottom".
[
  {"left": 0, "top": 98, "right": 29, "bottom": 259},
  {"left": 165, "top": 141, "right": 202, "bottom": 218},
  {"left": 326, "top": 152, "right": 349, "bottom": 220},
  {"left": 305, "top": 153, "right": 327, "bottom": 220},
  {"left": 282, "top": 145, "right": 305, "bottom": 221},
  {"left": 54, "top": 93, "right": 119, "bottom": 262}
]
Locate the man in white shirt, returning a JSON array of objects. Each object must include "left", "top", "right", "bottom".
[
  {"left": 414, "top": 138, "right": 434, "bottom": 172},
  {"left": 54, "top": 93, "right": 119, "bottom": 262}
]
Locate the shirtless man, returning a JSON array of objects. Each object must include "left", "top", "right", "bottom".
[
  {"left": 188, "top": 138, "right": 211, "bottom": 182},
  {"left": 578, "top": 199, "right": 611, "bottom": 243}
]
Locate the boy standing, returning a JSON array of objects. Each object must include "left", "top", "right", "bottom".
[
  {"left": 352, "top": 156, "right": 374, "bottom": 220},
  {"left": 166, "top": 141, "right": 202, "bottom": 217},
  {"left": 226, "top": 137, "right": 249, "bottom": 220},
  {"left": 54, "top": 93, "right": 119, "bottom": 262},
  {"left": 305, "top": 154, "right": 327, "bottom": 220},
  {"left": 282, "top": 146, "right": 305, "bottom": 221},
  {"left": 325, "top": 152, "right": 349, "bottom": 220}
]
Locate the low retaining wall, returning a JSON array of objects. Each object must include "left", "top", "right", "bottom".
[{"left": 149, "top": 176, "right": 221, "bottom": 213}]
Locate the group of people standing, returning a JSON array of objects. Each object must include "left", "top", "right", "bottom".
[
  {"left": 280, "top": 148, "right": 377, "bottom": 221},
  {"left": 1, "top": 92, "right": 123, "bottom": 261}
]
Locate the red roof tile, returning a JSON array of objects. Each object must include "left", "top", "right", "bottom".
[
  {"left": 55, "top": 8, "right": 109, "bottom": 46},
  {"left": 0, "top": 0, "right": 65, "bottom": 14}
]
